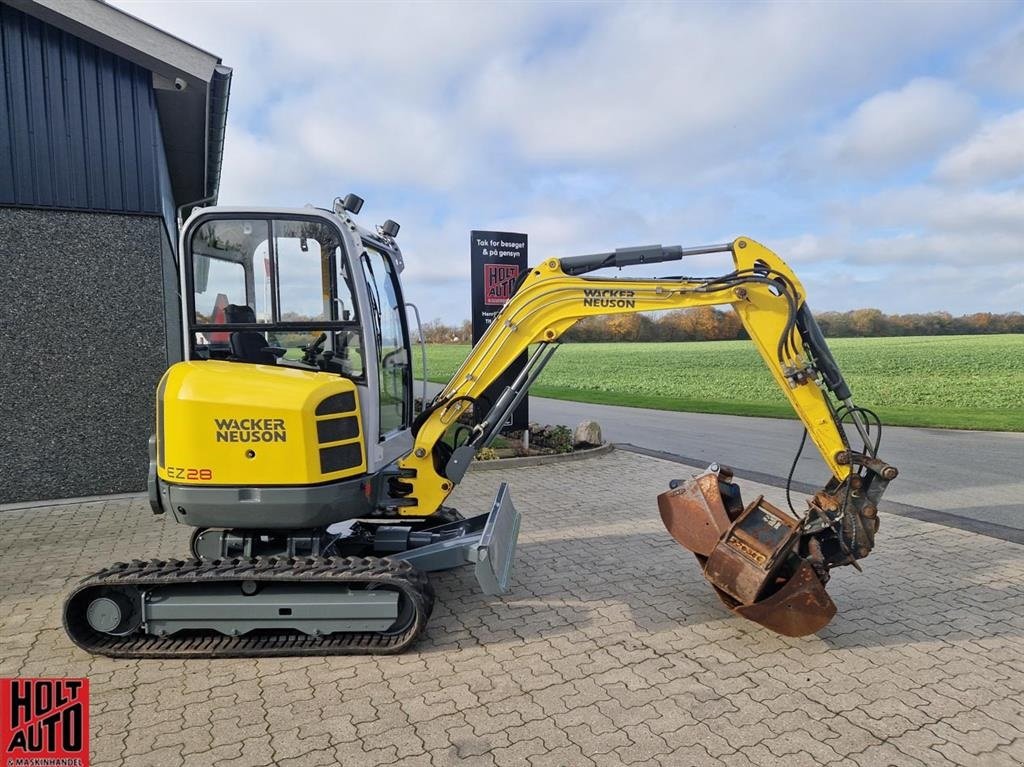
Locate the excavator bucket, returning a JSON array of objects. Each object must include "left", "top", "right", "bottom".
[
  {"left": 658, "top": 471, "right": 733, "bottom": 556},
  {"left": 733, "top": 560, "right": 836, "bottom": 637},
  {"left": 658, "top": 467, "right": 837, "bottom": 637}
]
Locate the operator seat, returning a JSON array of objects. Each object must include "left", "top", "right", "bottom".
[{"left": 225, "top": 304, "right": 276, "bottom": 365}]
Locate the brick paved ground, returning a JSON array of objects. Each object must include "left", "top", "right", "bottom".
[{"left": 1, "top": 449, "right": 1023, "bottom": 766}]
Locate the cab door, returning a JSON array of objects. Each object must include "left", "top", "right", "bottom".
[{"left": 359, "top": 242, "right": 413, "bottom": 462}]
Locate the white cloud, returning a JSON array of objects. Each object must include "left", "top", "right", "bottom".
[
  {"left": 858, "top": 230, "right": 1022, "bottom": 267},
  {"left": 803, "top": 261, "right": 1024, "bottom": 314},
  {"left": 844, "top": 186, "right": 1024, "bottom": 238},
  {"left": 775, "top": 181, "right": 1024, "bottom": 313},
  {"left": 216, "top": 132, "right": 302, "bottom": 204},
  {"left": 819, "top": 79, "right": 977, "bottom": 174},
  {"left": 109, "top": 0, "right": 1024, "bottom": 318},
  {"left": 466, "top": 4, "right": 999, "bottom": 172},
  {"left": 771, "top": 234, "right": 850, "bottom": 265},
  {"left": 116, "top": 0, "right": 1007, "bottom": 187},
  {"left": 963, "top": 20, "right": 1024, "bottom": 94},
  {"left": 292, "top": 98, "right": 473, "bottom": 190},
  {"left": 934, "top": 109, "right": 1024, "bottom": 184}
]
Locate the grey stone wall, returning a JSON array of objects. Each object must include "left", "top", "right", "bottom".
[{"left": 0, "top": 208, "right": 174, "bottom": 503}]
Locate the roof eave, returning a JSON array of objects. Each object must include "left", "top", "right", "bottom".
[{"left": 8, "top": 0, "right": 230, "bottom": 207}]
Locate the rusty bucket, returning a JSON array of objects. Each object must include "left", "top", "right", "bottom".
[
  {"left": 658, "top": 468, "right": 837, "bottom": 637},
  {"left": 657, "top": 471, "right": 733, "bottom": 556}
]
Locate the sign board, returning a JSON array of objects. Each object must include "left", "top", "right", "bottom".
[{"left": 470, "top": 231, "right": 529, "bottom": 429}]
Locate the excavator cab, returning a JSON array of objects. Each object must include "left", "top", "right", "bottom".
[
  {"left": 185, "top": 212, "right": 408, "bottom": 440},
  {"left": 163, "top": 202, "right": 519, "bottom": 536},
  {"left": 146, "top": 207, "right": 417, "bottom": 511}
]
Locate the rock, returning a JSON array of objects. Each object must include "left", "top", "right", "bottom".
[{"left": 573, "top": 420, "right": 602, "bottom": 448}]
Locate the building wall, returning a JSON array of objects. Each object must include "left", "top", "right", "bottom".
[
  {"left": 0, "top": 208, "right": 169, "bottom": 503},
  {"left": 0, "top": 3, "right": 172, "bottom": 235},
  {"left": 0, "top": 4, "right": 188, "bottom": 503}
]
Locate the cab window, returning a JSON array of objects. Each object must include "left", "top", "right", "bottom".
[
  {"left": 188, "top": 217, "right": 363, "bottom": 377},
  {"left": 276, "top": 221, "right": 333, "bottom": 322},
  {"left": 361, "top": 245, "right": 410, "bottom": 435}
]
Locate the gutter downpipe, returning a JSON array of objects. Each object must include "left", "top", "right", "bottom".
[
  {"left": 176, "top": 193, "right": 216, "bottom": 232},
  {"left": 174, "top": 64, "right": 232, "bottom": 237},
  {"left": 205, "top": 65, "right": 232, "bottom": 207}
]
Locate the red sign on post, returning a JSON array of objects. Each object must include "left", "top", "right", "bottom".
[
  {"left": 483, "top": 264, "right": 520, "bottom": 306},
  {"left": 1, "top": 678, "right": 90, "bottom": 766}
]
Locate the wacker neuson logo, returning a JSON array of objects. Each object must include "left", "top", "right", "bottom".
[
  {"left": 214, "top": 417, "right": 287, "bottom": 443},
  {"left": 582, "top": 288, "right": 636, "bottom": 308}
]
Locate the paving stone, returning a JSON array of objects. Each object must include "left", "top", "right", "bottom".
[
  {"left": 1, "top": 451, "right": 1022, "bottom": 766},
  {"left": 659, "top": 722, "right": 735, "bottom": 758},
  {"left": 267, "top": 725, "right": 332, "bottom": 761},
  {"left": 489, "top": 736, "right": 547, "bottom": 767},
  {"left": 215, "top": 734, "right": 275, "bottom": 767},
  {"left": 440, "top": 722, "right": 505, "bottom": 758},
  {"left": 275, "top": 748, "right": 338, "bottom": 767}
]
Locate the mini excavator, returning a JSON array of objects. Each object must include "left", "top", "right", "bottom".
[{"left": 63, "top": 195, "right": 897, "bottom": 657}]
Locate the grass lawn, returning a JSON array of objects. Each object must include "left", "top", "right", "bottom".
[{"left": 413, "top": 335, "right": 1024, "bottom": 431}]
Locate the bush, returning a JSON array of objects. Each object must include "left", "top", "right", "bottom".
[{"left": 529, "top": 424, "right": 573, "bottom": 454}]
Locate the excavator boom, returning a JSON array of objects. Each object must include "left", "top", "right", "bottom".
[{"left": 399, "top": 236, "right": 897, "bottom": 636}]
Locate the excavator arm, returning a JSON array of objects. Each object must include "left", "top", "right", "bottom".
[{"left": 396, "top": 237, "right": 897, "bottom": 636}]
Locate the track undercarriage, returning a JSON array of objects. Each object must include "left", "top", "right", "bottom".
[{"left": 63, "top": 485, "right": 520, "bottom": 658}]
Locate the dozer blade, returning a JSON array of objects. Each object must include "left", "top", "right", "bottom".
[
  {"left": 472, "top": 482, "right": 521, "bottom": 596},
  {"left": 658, "top": 467, "right": 837, "bottom": 637},
  {"left": 390, "top": 482, "right": 521, "bottom": 596}
]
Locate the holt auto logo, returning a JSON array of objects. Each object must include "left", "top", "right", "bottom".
[
  {"left": 1, "top": 678, "right": 89, "bottom": 767},
  {"left": 484, "top": 264, "right": 520, "bottom": 306}
]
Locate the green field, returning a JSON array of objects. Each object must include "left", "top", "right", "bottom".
[{"left": 414, "top": 335, "right": 1024, "bottom": 431}]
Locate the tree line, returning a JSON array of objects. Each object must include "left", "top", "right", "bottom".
[{"left": 417, "top": 308, "right": 1024, "bottom": 343}]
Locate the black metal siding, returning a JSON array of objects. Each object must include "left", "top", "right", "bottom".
[{"left": 0, "top": 4, "right": 168, "bottom": 216}]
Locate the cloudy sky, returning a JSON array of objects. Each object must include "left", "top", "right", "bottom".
[{"left": 118, "top": 1, "right": 1023, "bottom": 322}]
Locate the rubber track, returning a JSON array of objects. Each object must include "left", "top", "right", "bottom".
[{"left": 63, "top": 556, "right": 435, "bottom": 659}]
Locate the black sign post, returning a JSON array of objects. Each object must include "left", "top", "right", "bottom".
[{"left": 470, "top": 230, "right": 529, "bottom": 430}]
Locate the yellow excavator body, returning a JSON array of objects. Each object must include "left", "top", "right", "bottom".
[{"left": 157, "top": 361, "right": 366, "bottom": 487}]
